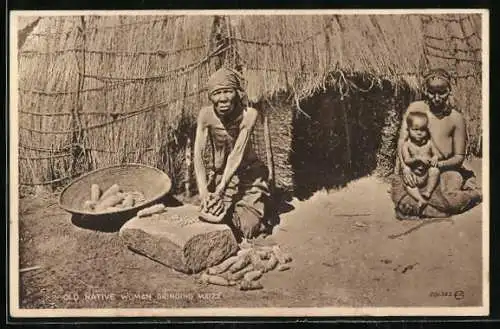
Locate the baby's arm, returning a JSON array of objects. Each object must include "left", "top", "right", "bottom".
[
  {"left": 428, "top": 140, "right": 441, "bottom": 167},
  {"left": 402, "top": 142, "right": 420, "bottom": 166}
]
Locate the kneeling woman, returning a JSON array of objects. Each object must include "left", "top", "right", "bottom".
[{"left": 193, "top": 68, "right": 271, "bottom": 239}]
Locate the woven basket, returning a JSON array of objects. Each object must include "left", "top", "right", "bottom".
[{"left": 59, "top": 163, "right": 172, "bottom": 216}]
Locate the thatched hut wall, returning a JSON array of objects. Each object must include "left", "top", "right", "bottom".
[
  {"left": 254, "top": 95, "right": 295, "bottom": 191},
  {"left": 16, "top": 13, "right": 483, "bottom": 196},
  {"left": 18, "top": 15, "right": 217, "bottom": 192},
  {"left": 19, "top": 17, "right": 82, "bottom": 192},
  {"left": 420, "top": 15, "right": 482, "bottom": 154},
  {"left": 76, "top": 15, "right": 215, "bottom": 190}
]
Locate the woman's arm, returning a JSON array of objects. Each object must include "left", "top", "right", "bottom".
[
  {"left": 437, "top": 113, "right": 466, "bottom": 170},
  {"left": 193, "top": 108, "right": 210, "bottom": 199},
  {"left": 429, "top": 140, "right": 440, "bottom": 158},
  {"left": 215, "top": 108, "right": 258, "bottom": 195}
]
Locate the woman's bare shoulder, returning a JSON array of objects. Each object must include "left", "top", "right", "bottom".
[
  {"left": 198, "top": 106, "right": 217, "bottom": 124},
  {"left": 199, "top": 105, "right": 213, "bottom": 116},
  {"left": 244, "top": 106, "right": 259, "bottom": 116},
  {"left": 241, "top": 106, "right": 260, "bottom": 125},
  {"left": 450, "top": 108, "right": 465, "bottom": 120}
]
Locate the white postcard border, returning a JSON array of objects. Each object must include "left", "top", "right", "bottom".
[{"left": 9, "top": 9, "right": 490, "bottom": 318}]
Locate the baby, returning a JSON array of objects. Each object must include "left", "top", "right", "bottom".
[{"left": 401, "top": 111, "right": 441, "bottom": 212}]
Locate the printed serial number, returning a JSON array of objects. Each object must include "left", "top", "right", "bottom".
[
  {"left": 429, "top": 291, "right": 453, "bottom": 297},
  {"left": 429, "top": 290, "right": 465, "bottom": 300}
]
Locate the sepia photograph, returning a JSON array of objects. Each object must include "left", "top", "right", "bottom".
[{"left": 9, "top": 9, "right": 489, "bottom": 317}]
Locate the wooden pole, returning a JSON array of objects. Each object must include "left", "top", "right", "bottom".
[
  {"left": 262, "top": 107, "right": 275, "bottom": 192},
  {"left": 185, "top": 137, "right": 192, "bottom": 198},
  {"left": 18, "top": 17, "right": 41, "bottom": 50},
  {"left": 70, "top": 16, "right": 87, "bottom": 180},
  {"left": 212, "top": 15, "right": 225, "bottom": 70},
  {"left": 391, "top": 89, "right": 399, "bottom": 175}
]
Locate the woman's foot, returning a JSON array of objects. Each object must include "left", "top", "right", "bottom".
[{"left": 396, "top": 203, "right": 422, "bottom": 220}]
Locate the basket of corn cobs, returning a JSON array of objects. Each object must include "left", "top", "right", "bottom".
[{"left": 58, "top": 164, "right": 172, "bottom": 217}]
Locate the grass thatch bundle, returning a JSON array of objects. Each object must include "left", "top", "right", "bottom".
[
  {"left": 16, "top": 13, "right": 483, "bottom": 195},
  {"left": 231, "top": 15, "right": 425, "bottom": 100}
]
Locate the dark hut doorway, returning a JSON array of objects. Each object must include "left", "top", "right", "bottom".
[{"left": 290, "top": 81, "right": 413, "bottom": 200}]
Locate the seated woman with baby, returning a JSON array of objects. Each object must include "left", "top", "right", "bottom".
[{"left": 392, "top": 69, "right": 482, "bottom": 220}]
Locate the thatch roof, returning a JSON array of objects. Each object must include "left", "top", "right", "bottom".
[
  {"left": 16, "top": 13, "right": 483, "bottom": 188},
  {"left": 232, "top": 14, "right": 481, "bottom": 100},
  {"left": 19, "top": 14, "right": 482, "bottom": 106}
]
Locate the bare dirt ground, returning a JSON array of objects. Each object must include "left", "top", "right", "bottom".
[{"left": 16, "top": 159, "right": 484, "bottom": 309}]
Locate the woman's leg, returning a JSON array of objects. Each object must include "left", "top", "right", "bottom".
[
  {"left": 234, "top": 170, "right": 271, "bottom": 239},
  {"left": 232, "top": 203, "right": 264, "bottom": 239},
  {"left": 439, "top": 170, "right": 482, "bottom": 214},
  {"left": 422, "top": 167, "right": 440, "bottom": 199},
  {"left": 404, "top": 185, "right": 426, "bottom": 203},
  {"left": 393, "top": 173, "right": 449, "bottom": 220}
]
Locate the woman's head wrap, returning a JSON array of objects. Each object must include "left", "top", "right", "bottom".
[
  {"left": 207, "top": 67, "right": 244, "bottom": 95},
  {"left": 423, "top": 68, "right": 452, "bottom": 88}
]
